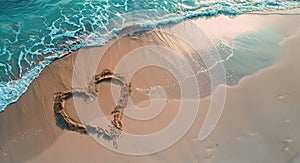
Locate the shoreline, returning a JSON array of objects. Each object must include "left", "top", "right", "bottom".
[
  {"left": 1, "top": 8, "right": 300, "bottom": 113},
  {"left": 0, "top": 10, "right": 300, "bottom": 162}
]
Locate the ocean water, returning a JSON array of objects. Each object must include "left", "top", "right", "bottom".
[{"left": 0, "top": 0, "right": 300, "bottom": 112}]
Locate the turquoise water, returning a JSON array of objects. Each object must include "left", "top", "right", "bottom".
[{"left": 0, "top": 0, "right": 300, "bottom": 111}]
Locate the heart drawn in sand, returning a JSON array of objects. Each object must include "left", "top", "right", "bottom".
[{"left": 53, "top": 69, "right": 131, "bottom": 148}]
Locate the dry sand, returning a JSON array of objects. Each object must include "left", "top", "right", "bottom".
[{"left": 0, "top": 10, "right": 300, "bottom": 163}]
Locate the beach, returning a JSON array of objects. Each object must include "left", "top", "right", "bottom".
[{"left": 1, "top": 10, "right": 300, "bottom": 162}]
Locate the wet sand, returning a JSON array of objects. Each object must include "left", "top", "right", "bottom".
[{"left": 1, "top": 10, "right": 300, "bottom": 162}]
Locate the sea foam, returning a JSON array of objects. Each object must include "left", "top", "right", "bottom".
[{"left": 0, "top": 0, "right": 300, "bottom": 111}]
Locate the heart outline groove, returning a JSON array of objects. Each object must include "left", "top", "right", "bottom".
[{"left": 53, "top": 69, "right": 132, "bottom": 148}]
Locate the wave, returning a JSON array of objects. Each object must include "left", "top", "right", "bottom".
[{"left": 1, "top": 0, "right": 300, "bottom": 111}]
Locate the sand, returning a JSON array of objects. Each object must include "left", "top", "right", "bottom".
[{"left": 0, "top": 9, "right": 300, "bottom": 163}]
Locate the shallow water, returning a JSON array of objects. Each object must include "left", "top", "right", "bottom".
[{"left": 224, "top": 28, "right": 285, "bottom": 85}]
